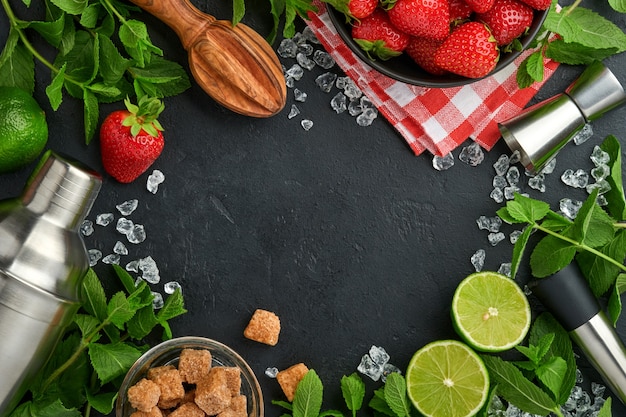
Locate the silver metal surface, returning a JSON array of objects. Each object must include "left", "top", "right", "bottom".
[
  {"left": 0, "top": 152, "right": 101, "bottom": 416},
  {"left": 571, "top": 312, "right": 626, "bottom": 404}
]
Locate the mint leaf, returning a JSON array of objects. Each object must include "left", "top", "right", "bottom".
[
  {"left": 599, "top": 397, "right": 613, "bottom": 417},
  {"left": 510, "top": 225, "right": 533, "bottom": 279},
  {"left": 516, "top": 54, "right": 539, "bottom": 88},
  {"left": 85, "top": 390, "right": 116, "bottom": 415},
  {"left": 566, "top": 189, "right": 615, "bottom": 248},
  {"left": 368, "top": 388, "right": 395, "bottom": 417},
  {"left": 46, "top": 63, "right": 66, "bottom": 110},
  {"left": 577, "top": 229, "right": 626, "bottom": 297},
  {"left": 107, "top": 292, "right": 136, "bottom": 329},
  {"left": 50, "top": 0, "right": 88, "bottom": 15},
  {"left": 608, "top": 273, "right": 626, "bottom": 325},
  {"left": 73, "top": 313, "right": 101, "bottom": 339},
  {"left": 157, "top": 287, "right": 187, "bottom": 322},
  {"left": 81, "top": 269, "right": 108, "bottom": 321},
  {"left": 506, "top": 194, "right": 551, "bottom": 224},
  {"left": 601, "top": 135, "right": 626, "bottom": 221},
  {"left": 30, "top": 15, "right": 66, "bottom": 48},
  {"left": 127, "top": 306, "right": 159, "bottom": 340},
  {"left": 88, "top": 341, "right": 143, "bottom": 384},
  {"left": 98, "top": 35, "right": 129, "bottom": 86},
  {"left": 83, "top": 88, "right": 99, "bottom": 144},
  {"left": 529, "top": 235, "right": 576, "bottom": 278},
  {"left": 383, "top": 373, "right": 411, "bottom": 417},
  {"left": 341, "top": 373, "right": 365, "bottom": 417},
  {"left": 544, "top": 7, "right": 626, "bottom": 51},
  {"left": 545, "top": 40, "right": 617, "bottom": 65},
  {"left": 536, "top": 356, "right": 567, "bottom": 398},
  {"left": 0, "top": 40, "right": 35, "bottom": 93},
  {"left": 481, "top": 355, "right": 559, "bottom": 416},
  {"left": 293, "top": 370, "right": 324, "bottom": 417},
  {"left": 232, "top": 0, "right": 246, "bottom": 25}
]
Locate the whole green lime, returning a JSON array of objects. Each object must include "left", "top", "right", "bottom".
[{"left": 0, "top": 86, "right": 48, "bottom": 174}]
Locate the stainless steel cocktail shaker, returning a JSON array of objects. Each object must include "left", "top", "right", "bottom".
[{"left": 0, "top": 151, "right": 101, "bottom": 416}]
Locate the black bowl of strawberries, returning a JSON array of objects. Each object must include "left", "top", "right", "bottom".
[{"left": 326, "top": 0, "right": 550, "bottom": 87}]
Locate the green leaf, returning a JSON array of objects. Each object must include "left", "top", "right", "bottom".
[
  {"left": 127, "top": 305, "right": 159, "bottom": 340},
  {"left": 545, "top": 40, "right": 617, "bottom": 65},
  {"left": 529, "top": 235, "right": 576, "bottom": 278},
  {"left": 481, "top": 355, "right": 558, "bottom": 416},
  {"left": 510, "top": 226, "right": 533, "bottom": 279},
  {"left": 536, "top": 356, "right": 567, "bottom": 399},
  {"left": 85, "top": 390, "right": 117, "bottom": 415},
  {"left": 544, "top": 7, "right": 626, "bottom": 51},
  {"left": 157, "top": 287, "right": 187, "bottom": 322},
  {"left": 609, "top": 0, "right": 626, "bottom": 12},
  {"left": 566, "top": 189, "right": 615, "bottom": 248},
  {"left": 50, "top": 0, "right": 88, "bottom": 15},
  {"left": 83, "top": 88, "right": 99, "bottom": 144},
  {"left": 368, "top": 388, "right": 396, "bottom": 417},
  {"left": 577, "top": 229, "right": 626, "bottom": 297},
  {"left": 601, "top": 135, "right": 626, "bottom": 221},
  {"left": 113, "top": 264, "right": 137, "bottom": 294},
  {"left": 81, "top": 269, "right": 108, "bottom": 321},
  {"left": 9, "top": 399, "right": 81, "bottom": 417},
  {"left": 98, "top": 35, "right": 129, "bottom": 86},
  {"left": 79, "top": 3, "right": 100, "bottom": 28},
  {"left": 30, "top": 15, "right": 66, "bottom": 48},
  {"left": 73, "top": 313, "right": 101, "bottom": 339},
  {"left": 598, "top": 396, "right": 613, "bottom": 417},
  {"left": 233, "top": 0, "right": 246, "bottom": 25},
  {"left": 46, "top": 63, "right": 66, "bottom": 110},
  {"left": 506, "top": 194, "right": 551, "bottom": 224},
  {"left": 271, "top": 399, "right": 293, "bottom": 411},
  {"left": 88, "top": 342, "right": 143, "bottom": 384},
  {"left": 131, "top": 57, "right": 190, "bottom": 97},
  {"left": 0, "top": 39, "right": 35, "bottom": 93},
  {"left": 107, "top": 292, "right": 136, "bottom": 329},
  {"left": 521, "top": 51, "right": 546, "bottom": 84},
  {"left": 293, "top": 370, "right": 323, "bottom": 417},
  {"left": 608, "top": 273, "right": 626, "bottom": 325},
  {"left": 340, "top": 373, "right": 365, "bottom": 417},
  {"left": 516, "top": 54, "right": 540, "bottom": 89},
  {"left": 383, "top": 373, "right": 411, "bottom": 417}
]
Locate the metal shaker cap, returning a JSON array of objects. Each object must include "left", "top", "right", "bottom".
[
  {"left": 23, "top": 151, "right": 102, "bottom": 228},
  {"left": 566, "top": 60, "right": 626, "bottom": 121}
]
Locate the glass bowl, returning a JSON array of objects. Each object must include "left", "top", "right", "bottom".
[
  {"left": 116, "top": 336, "right": 263, "bottom": 417},
  {"left": 326, "top": 5, "right": 549, "bottom": 88}
]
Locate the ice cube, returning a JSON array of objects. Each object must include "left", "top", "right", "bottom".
[
  {"left": 493, "top": 175, "right": 507, "bottom": 189},
  {"left": 313, "top": 50, "right": 335, "bottom": 69},
  {"left": 96, "top": 212, "right": 114, "bottom": 226},
  {"left": 164, "top": 281, "right": 182, "bottom": 294},
  {"left": 528, "top": 174, "right": 546, "bottom": 192},
  {"left": 277, "top": 38, "right": 297, "bottom": 58},
  {"left": 591, "top": 164, "right": 610, "bottom": 181},
  {"left": 265, "top": 367, "right": 279, "bottom": 378},
  {"left": 476, "top": 215, "right": 502, "bottom": 233},
  {"left": 509, "top": 230, "right": 522, "bottom": 244},
  {"left": 560, "top": 198, "right": 583, "bottom": 220},
  {"left": 369, "top": 345, "right": 390, "bottom": 366},
  {"left": 315, "top": 72, "right": 337, "bottom": 93},
  {"left": 490, "top": 188, "right": 504, "bottom": 203},
  {"left": 381, "top": 363, "right": 401, "bottom": 382},
  {"left": 102, "top": 254, "right": 121, "bottom": 265},
  {"left": 116, "top": 199, "right": 138, "bottom": 216},
  {"left": 357, "top": 354, "right": 382, "bottom": 381},
  {"left": 504, "top": 186, "right": 521, "bottom": 200},
  {"left": 301, "top": 119, "right": 313, "bottom": 131},
  {"left": 330, "top": 92, "right": 347, "bottom": 114},
  {"left": 471, "top": 249, "right": 486, "bottom": 272},
  {"left": 139, "top": 256, "right": 160, "bottom": 284},
  {"left": 573, "top": 123, "right": 593, "bottom": 145},
  {"left": 126, "top": 259, "right": 139, "bottom": 273},
  {"left": 81, "top": 220, "right": 94, "bottom": 236},
  {"left": 152, "top": 291, "right": 164, "bottom": 309},
  {"left": 294, "top": 88, "right": 307, "bottom": 102},
  {"left": 297, "top": 43, "right": 314, "bottom": 56},
  {"left": 147, "top": 170, "right": 165, "bottom": 194},
  {"left": 432, "top": 153, "right": 455, "bottom": 171},
  {"left": 116, "top": 217, "right": 134, "bottom": 235},
  {"left": 561, "top": 169, "right": 589, "bottom": 188},
  {"left": 458, "top": 142, "right": 484, "bottom": 166},
  {"left": 493, "top": 154, "right": 510, "bottom": 176},
  {"left": 498, "top": 263, "right": 511, "bottom": 277},
  {"left": 506, "top": 166, "right": 520, "bottom": 186},
  {"left": 590, "top": 145, "right": 610, "bottom": 166},
  {"left": 302, "top": 26, "right": 321, "bottom": 44},
  {"left": 488, "top": 232, "right": 506, "bottom": 246},
  {"left": 113, "top": 241, "right": 128, "bottom": 255},
  {"left": 127, "top": 224, "right": 146, "bottom": 244},
  {"left": 539, "top": 157, "right": 557, "bottom": 175},
  {"left": 348, "top": 99, "right": 363, "bottom": 116},
  {"left": 356, "top": 108, "right": 378, "bottom": 126},
  {"left": 288, "top": 104, "right": 300, "bottom": 119},
  {"left": 88, "top": 249, "right": 102, "bottom": 267},
  {"left": 296, "top": 52, "right": 316, "bottom": 70},
  {"left": 285, "top": 64, "right": 304, "bottom": 81},
  {"left": 586, "top": 179, "right": 611, "bottom": 195}
]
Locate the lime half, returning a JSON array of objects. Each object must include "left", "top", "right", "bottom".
[
  {"left": 406, "top": 340, "right": 489, "bottom": 417},
  {"left": 451, "top": 271, "right": 531, "bottom": 352}
]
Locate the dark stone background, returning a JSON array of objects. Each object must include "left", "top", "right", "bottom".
[{"left": 1, "top": 0, "right": 626, "bottom": 415}]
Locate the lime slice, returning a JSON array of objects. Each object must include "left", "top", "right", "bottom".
[
  {"left": 451, "top": 271, "right": 531, "bottom": 352},
  {"left": 406, "top": 340, "right": 489, "bottom": 417}
]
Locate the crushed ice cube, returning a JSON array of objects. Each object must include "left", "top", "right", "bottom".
[
  {"left": 126, "top": 259, "right": 139, "bottom": 273},
  {"left": 590, "top": 145, "right": 610, "bottom": 166},
  {"left": 296, "top": 52, "right": 316, "bottom": 70},
  {"left": 288, "top": 104, "right": 300, "bottom": 119},
  {"left": 265, "top": 367, "right": 279, "bottom": 378},
  {"left": 560, "top": 198, "right": 583, "bottom": 220},
  {"left": 509, "top": 150, "right": 521, "bottom": 165},
  {"left": 277, "top": 38, "right": 297, "bottom": 58},
  {"left": 139, "top": 256, "right": 160, "bottom": 284},
  {"left": 294, "top": 88, "right": 307, "bottom": 102},
  {"left": 476, "top": 215, "right": 502, "bottom": 233},
  {"left": 96, "top": 213, "right": 114, "bottom": 226},
  {"left": 113, "top": 241, "right": 128, "bottom": 255},
  {"left": 504, "top": 186, "right": 521, "bottom": 200},
  {"left": 506, "top": 166, "right": 520, "bottom": 186},
  {"left": 348, "top": 99, "right": 363, "bottom": 116},
  {"left": 528, "top": 174, "right": 546, "bottom": 192},
  {"left": 313, "top": 50, "right": 335, "bottom": 69},
  {"left": 301, "top": 119, "right": 313, "bottom": 131},
  {"left": 381, "top": 363, "right": 401, "bottom": 382},
  {"left": 116, "top": 199, "right": 138, "bottom": 216},
  {"left": 102, "top": 254, "right": 121, "bottom": 265},
  {"left": 498, "top": 263, "right": 511, "bottom": 277},
  {"left": 302, "top": 26, "right": 321, "bottom": 44},
  {"left": 488, "top": 232, "right": 506, "bottom": 246},
  {"left": 127, "top": 224, "right": 146, "bottom": 244},
  {"left": 81, "top": 220, "right": 94, "bottom": 236},
  {"left": 458, "top": 142, "right": 484, "bottom": 166},
  {"left": 116, "top": 217, "right": 134, "bottom": 235},
  {"left": 432, "top": 153, "right": 455, "bottom": 171},
  {"left": 357, "top": 353, "right": 382, "bottom": 381},
  {"left": 471, "top": 249, "right": 486, "bottom": 272},
  {"left": 147, "top": 170, "right": 165, "bottom": 194},
  {"left": 492, "top": 175, "right": 507, "bottom": 189},
  {"left": 285, "top": 64, "right": 304, "bottom": 81},
  {"left": 164, "top": 281, "right": 182, "bottom": 294},
  {"left": 490, "top": 188, "right": 504, "bottom": 203},
  {"left": 369, "top": 345, "right": 390, "bottom": 366},
  {"left": 586, "top": 179, "right": 611, "bottom": 195},
  {"left": 342, "top": 78, "right": 362, "bottom": 100},
  {"left": 315, "top": 72, "right": 337, "bottom": 93},
  {"left": 356, "top": 108, "right": 378, "bottom": 126},
  {"left": 152, "top": 291, "right": 164, "bottom": 309},
  {"left": 591, "top": 164, "right": 610, "bottom": 181},
  {"left": 561, "top": 169, "right": 589, "bottom": 188},
  {"left": 493, "top": 154, "right": 510, "bottom": 176},
  {"left": 330, "top": 92, "right": 347, "bottom": 114},
  {"left": 297, "top": 43, "right": 314, "bottom": 56},
  {"left": 539, "top": 157, "right": 557, "bottom": 175},
  {"left": 88, "top": 249, "right": 102, "bottom": 267},
  {"left": 509, "top": 230, "right": 522, "bottom": 244},
  {"left": 573, "top": 123, "right": 593, "bottom": 145}
]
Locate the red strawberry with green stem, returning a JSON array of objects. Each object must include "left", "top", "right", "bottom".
[
  {"left": 518, "top": 0, "right": 551, "bottom": 10},
  {"left": 464, "top": 0, "right": 495, "bottom": 13},
  {"left": 352, "top": 9, "right": 410, "bottom": 60},
  {"left": 449, "top": 0, "right": 473, "bottom": 22},
  {"left": 387, "top": 0, "right": 450, "bottom": 40},
  {"left": 405, "top": 37, "right": 447, "bottom": 75},
  {"left": 100, "top": 96, "right": 165, "bottom": 183},
  {"left": 327, "top": 0, "right": 378, "bottom": 19},
  {"left": 477, "top": 0, "right": 534, "bottom": 46},
  {"left": 434, "top": 21, "right": 500, "bottom": 78}
]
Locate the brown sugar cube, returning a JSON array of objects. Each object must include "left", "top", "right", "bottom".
[
  {"left": 276, "top": 363, "right": 309, "bottom": 402},
  {"left": 168, "top": 402, "right": 206, "bottom": 417},
  {"left": 210, "top": 367, "right": 242, "bottom": 396},
  {"left": 243, "top": 309, "right": 281, "bottom": 346},
  {"left": 128, "top": 378, "right": 161, "bottom": 412},
  {"left": 194, "top": 367, "right": 232, "bottom": 415},
  {"left": 130, "top": 406, "right": 163, "bottom": 417},
  {"left": 147, "top": 365, "right": 185, "bottom": 409},
  {"left": 179, "top": 348, "right": 212, "bottom": 384},
  {"left": 218, "top": 394, "right": 248, "bottom": 417}
]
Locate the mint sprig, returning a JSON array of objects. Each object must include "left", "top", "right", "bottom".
[
  {"left": 8, "top": 265, "right": 187, "bottom": 417},
  {"left": 0, "top": 0, "right": 190, "bottom": 143}
]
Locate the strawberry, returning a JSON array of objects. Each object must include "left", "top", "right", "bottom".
[
  {"left": 387, "top": 0, "right": 450, "bottom": 40},
  {"left": 449, "top": 0, "right": 473, "bottom": 22},
  {"left": 352, "top": 9, "right": 411, "bottom": 59},
  {"left": 434, "top": 21, "right": 499, "bottom": 78},
  {"left": 328, "top": 0, "right": 378, "bottom": 19},
  {"left": 100, "top": 96, "right": 165, "bottom": 183},
  {"left": 405, "top": 37, "right": 447, "bottom": 75},
  {"left": 477, "top": 0, "right": 533, "bottom": 46},
  {"left": 463, "top": 0, "right": 495, "bottom": 13},
  {"left": 518, "top": 0, "right": 551, "bottom": 9}
]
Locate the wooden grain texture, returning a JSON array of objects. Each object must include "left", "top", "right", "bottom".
[{"left": 128, "top": 0, "right": 286, "bottom": 118}]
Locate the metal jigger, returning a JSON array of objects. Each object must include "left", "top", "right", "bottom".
[
  {"left": 499, "top": 61, "right": 626, "bottom": 175},
  {"left": 529, "top": 263, "right": 626, "bottom": 404}
]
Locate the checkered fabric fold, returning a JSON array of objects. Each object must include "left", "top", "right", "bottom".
[{"left": 305, "top": 3, "right": 559, "bottom": 156}]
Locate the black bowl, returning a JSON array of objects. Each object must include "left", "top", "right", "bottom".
[{"left": 327, "top": 6, "right": 549, "bottom": 88}]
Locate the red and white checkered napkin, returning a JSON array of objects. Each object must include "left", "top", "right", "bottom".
[{"left": 305, "top": 3, "right": 559, "bottom": 156}]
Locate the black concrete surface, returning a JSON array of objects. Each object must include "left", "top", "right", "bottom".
[{"left": 2, "top": 0, "right": 626, "bottom": 415}]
